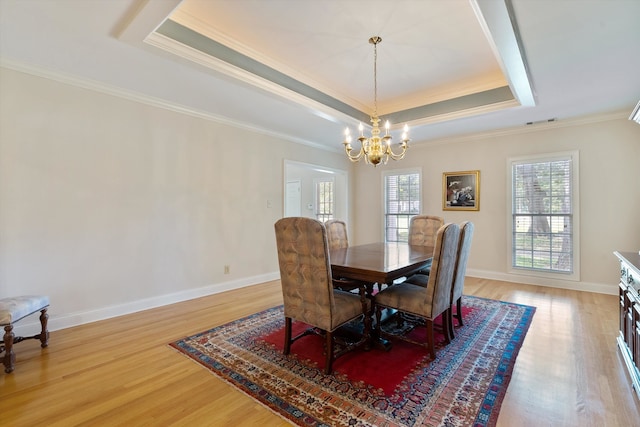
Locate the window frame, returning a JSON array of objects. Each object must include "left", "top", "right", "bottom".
[
  {"left": 507, "top": 151, "right": 580, "bottom": 281},
  {"left": 382, "top": 168, "right": 422, "bottom": 243},
  {"left": 314, "top": 177, "right": 335, "bottom": 222}
]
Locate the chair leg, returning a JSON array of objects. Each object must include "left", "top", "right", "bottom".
[
  {"left": 375, "top": 306, "right": 383, "bottom": 338},
  {"left": 426, "top": 320, "right": 436, "bottom": 359},
  {"left": 445, "top": 309, "right": 453, "bottom": 344},
  {"left": 447, "top": 306, "right": 456, "bottom": 340},
  {"left": 3, "top": 325, "right": 15, "bottom": 373},
  {"left": 39, "top": 308, "right": 49, "bottom": 348},
  {"left": 283, "top": 317, "right": 292, "bottom": 355},
  {"left": 324, "top": 331, "right": 333, "bottom": 375},
  {"left": 455, "top": 297, "right": 464, "bottom": 327}
]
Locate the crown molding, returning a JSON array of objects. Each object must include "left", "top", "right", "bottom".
[
  {"left": 2, "top": 58, "right": 627, "bottom": 155},
  {"left": 413, "top": 110, "right": 630, "bottom": 149},
  {"left": 0, "top": 59, "right": 339, "bottom": 153}
]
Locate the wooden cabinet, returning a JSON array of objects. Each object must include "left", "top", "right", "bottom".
[
  {"left": 635, "top": 303, "right": 640, "bottom": 368},
  {"left": 615, "top": 251, "right": 640, "bottom": 399}
]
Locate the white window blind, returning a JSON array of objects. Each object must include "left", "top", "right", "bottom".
[
  {"left": 510, "top": 153, "right": 578, "bottom": 276},
  {"left": 384, "top": 171, "right": 420, "bottom": 242}
]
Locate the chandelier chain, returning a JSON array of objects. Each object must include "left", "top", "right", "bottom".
[
  {"left": 373, "top": 39, "right": 378, "bottom": 118},
  {"left": 342, "top": 36, "right": 410, "bottom": 166}
]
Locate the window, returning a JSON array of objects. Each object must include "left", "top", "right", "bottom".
[
  {"left": 315, "top": 179, "right": 334, "bottom": 222},
  {"left": 384, "top": 170, "right": 421, "bottom": 242},
  {"left": 509, "top": 152, "right": 579, "bottom": 280}
]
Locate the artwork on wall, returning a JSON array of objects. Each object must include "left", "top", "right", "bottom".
[{"left": 443, "top": 170, "right": 480, "bottom": 211}]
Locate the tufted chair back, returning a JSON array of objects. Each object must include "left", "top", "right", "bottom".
[
  {"left": 274, "top": 217, "right": 335, "bottom": 331},
  {"left": 408, "top": 215, "right": 444, "bottom": 247},
  {"left": 423, "top": 223, "right": 460, "bottom": 317},
  {"left": 325, "top": 220, "right": 349, "bottom": 251}
]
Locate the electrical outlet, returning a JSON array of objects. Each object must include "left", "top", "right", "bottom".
[{"left": 224, "top": 265, "right": 230, "bottom": 274}]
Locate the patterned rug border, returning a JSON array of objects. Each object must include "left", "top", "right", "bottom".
[{"left": 169, "top": 296, "right": 536, "bottom": 427}]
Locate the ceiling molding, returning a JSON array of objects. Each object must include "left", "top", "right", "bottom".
[
  {"left": 148, "top": 21, "right": 367, "bottom": 124},
  {"left": 414, "top": 110, "right": 629, "bottom": 148},
  {"left": 1, "top": 58, "right": 628, "bottom": 155},
  {"left": 0, "top": 60, "right": 338, "bottom": 153},
  {"left": 470, "top": 0, "right": 536, "bottom": 107},
  {"left": 116, "top": 0, "right": 182, "bottom": 43},
  {"left": 385, "top": 86, "right": 518, "bottom": 125},
  {"left": 142, "top": 1, "right": 533, "bottom": 131}
]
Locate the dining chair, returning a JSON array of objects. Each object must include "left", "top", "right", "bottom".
[
  {"left": 274, "top": 217, "right": 371, "bottom": 374},
  {"left": 408, "top": 215, "right": 444, "bottom": 275},
  {"left": 447, "top": 221, "right": 474, "bottom": 339},
  {"left": 374, "top": 223, "right": 460, "bottom": 359},
  {"left": 325, "top": 219, "right": 349, "bottom": 251},
  {"left": 325, "top": 219, "right": 371, "bottom": 293}
]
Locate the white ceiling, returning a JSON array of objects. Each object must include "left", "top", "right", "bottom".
[{"left": 1, "top": 0, "right": 639, "bottom": 152}]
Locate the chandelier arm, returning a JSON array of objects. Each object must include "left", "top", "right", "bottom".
[
  {"left": 385, "top": 140, "right": 409, "bottom": 160},
  {"left": 386, "top": 147, "right": 407, "bottom": 161},
  {"left": 344, "top": 144, "right": 365, "bottom": 162}
]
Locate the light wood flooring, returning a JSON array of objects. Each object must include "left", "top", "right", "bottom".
[{"left": 1, "top": 277, "right": 639, "bottom": 426}]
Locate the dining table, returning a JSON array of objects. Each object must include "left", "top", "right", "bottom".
[
  {"left": 330, "top": 242, "right": 435, "bottom": 287},
  {"left": 329, "top": 242, "right": 435, "bottom": 350}
]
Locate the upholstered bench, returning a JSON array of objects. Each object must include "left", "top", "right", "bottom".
[{"left": 0, "top": 295, "right": 50, "bottom": 373}]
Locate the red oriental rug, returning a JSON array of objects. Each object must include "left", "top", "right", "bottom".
[{"left": 169, "top": 296, "right": 535, "bottom": 426}]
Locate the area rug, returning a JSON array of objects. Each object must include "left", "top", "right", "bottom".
[{"left": 169, "top": 296, "right": 535, "bottom": 426}]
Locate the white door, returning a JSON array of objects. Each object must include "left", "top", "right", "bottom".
[{"left": 285, "top": 180, "right": 301, "bottom": 217}]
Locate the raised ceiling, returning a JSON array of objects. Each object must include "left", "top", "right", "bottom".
[
  {"left": 1, "top": 0, "right": 639, "bottom": 151},
  {"left": 139, "top": 0, "right": 534, "bottom": 137}
]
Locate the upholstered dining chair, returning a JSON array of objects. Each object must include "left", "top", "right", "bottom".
[
  {"left": 374, "top": 223, "right": 460, "bottom": 359},
  {"left": 274, "top": 217, "right": 371, "bottom": 374},
  {"left": 408, "top": 215, "right": 444, "bottom": 275},
  {"left": 325, "top": 219, "right": 349, "bottom": 251},
  {"left": 324, "top": 219, "right": 370, "bottom": 293},
  {"left": 447, "top": 221, "right": 474, "bottom": 339}
]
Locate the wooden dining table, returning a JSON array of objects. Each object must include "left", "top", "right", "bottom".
[
  {"left": 330, "top": 242, "right": 434, "bottom": 286},
  {"left": 329, "top": 242, "right": 434, "bottom": 350}
]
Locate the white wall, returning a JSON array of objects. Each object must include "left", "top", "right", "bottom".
[
  {"left": 2, "top": 66, "right": 639, "bottom": 335},
  {"left": 352, "top": 116, "right": 640, "bottom": 294},
  {"left": 0, "top": 67, "right": 352, "bottom": 332}
]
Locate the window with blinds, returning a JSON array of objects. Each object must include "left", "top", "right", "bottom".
[
  {"left": 384, "top": 170, "right": 421, "bottom": 242},
  {"left": 315, "top": 179, "right": 334, "bottom": 222},
  {"left": 509, "top": 152, "right": 579, "bottom": 278}
]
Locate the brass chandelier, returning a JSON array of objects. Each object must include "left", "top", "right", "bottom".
[{"left": 343, "top": 36, "right": 409, "bottom": 166}]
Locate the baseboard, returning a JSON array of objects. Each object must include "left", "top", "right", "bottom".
[
  {"left": 466, "top": 268, "right": 616, "bottom": 295},
  {"left": 11, "top": 272, "right": 280, "bottom": 336},
  {"left": 11, "top": 268, "right": 616, "bottom": 336}
]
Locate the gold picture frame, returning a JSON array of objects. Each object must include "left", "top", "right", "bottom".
[{"left": 443, "top": 170, "right": 480, "bottom": 211}]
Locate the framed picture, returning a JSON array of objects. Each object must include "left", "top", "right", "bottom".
[{"left": 443, "top": 170, "right": 480, "bottom": 211}]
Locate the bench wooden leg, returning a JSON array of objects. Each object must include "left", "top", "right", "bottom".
[
  {"left": 39, "top": 308, "right": 49, "bottom": 348},
  {"left": 3, "top": 325, "right": 15, "bottom": 373}
]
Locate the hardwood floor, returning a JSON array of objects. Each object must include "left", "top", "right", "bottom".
[{"left": 1, "top": 277, "right": 638, "bottom": 426}]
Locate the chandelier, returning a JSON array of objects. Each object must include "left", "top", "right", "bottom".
[{"left": 343, "top": 36, "right": 409, "bottom": 166}]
